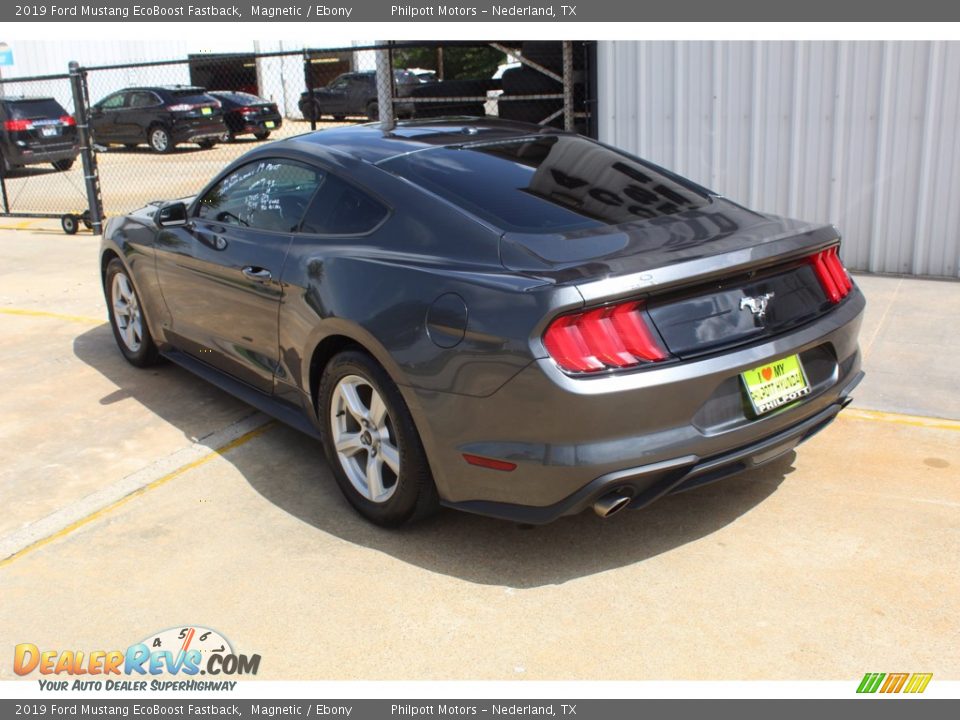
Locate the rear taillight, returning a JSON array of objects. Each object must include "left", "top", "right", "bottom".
[
  {"left": 4, "top": 119, "right": 32, "bottom": 131},
  {"left": 237, "top": 106, "right": 255, "bottom": 114},
  {"left": 60, "top": 115, "right": 76, "bottom": 126},
  {"left": 543, "top": 300, "right": 669, "bottom": 374},
  {"left": 809, "top": 246, "right": 853, "bottom": 303}
]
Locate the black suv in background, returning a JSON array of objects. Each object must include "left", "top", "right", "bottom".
[
  {"left": 298, "top": 71, "right": 419, "bottom": 121},
  {"left": 89, "top": 86, "right": 228, "bottom": 153},
  {"left": 208, "top": 91, "right": 282, "bottom": 141},
  {"left": 0, "top": 96, "right": 79, "bottom": 176}
]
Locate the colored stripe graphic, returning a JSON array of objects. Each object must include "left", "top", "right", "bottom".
[
  {"left": 857, "top": 672, "right": 932, "bottom": 694},
  {"left": 880, "top": 673, "right": 909, "bottom": 693},
  {"left": 857, "top": 673, "right": 885, "bottom": 693},
  {"left": 904, "top": 673, "right": 933, "bottom": 694}
]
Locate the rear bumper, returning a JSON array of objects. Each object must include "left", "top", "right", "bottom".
[
  {"left": 444, "top": 375, "right": 860, "bottom": 524},
  {"left": 406, "top": 287, "right": 866, "bottom": 522},
  {"left": 171, "top": 119, "right": 227, "bottom": 143},
  {"left": 3, "top": 144, "right": 79, "bottom": 167},
  {"left": 239, "top": 117, "right": 281, "bottom": 133}
]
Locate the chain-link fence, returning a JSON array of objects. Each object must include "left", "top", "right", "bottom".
[
  {"left": 1, "top": 41, "right": 595, "bottom": 228},
  {"left": 0, "top": 71, "right": 92, "bottom": 227}
]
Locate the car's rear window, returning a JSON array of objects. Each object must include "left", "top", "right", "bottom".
[
  {"left": 6, "top": 99, "right": 68, "bottom": 119},
  {"left": 217, "top": 92, "right": 265, "bottom": 105},
  {"left": 167, "top": 89, "right": 215, "bottom": 105},
  {"left": 380, "top": 135, "right": 711, "bottom": 233}
]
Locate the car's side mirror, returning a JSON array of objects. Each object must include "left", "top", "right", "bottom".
[{"left": 156, "top": 201, "right": 189, "bottom": 227}]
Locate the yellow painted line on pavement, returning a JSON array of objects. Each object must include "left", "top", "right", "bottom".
[
  {"left": 0, "top": 421, "right": 276, "bottom": 569},
  {"left": 842, "top": 407, "right": 960, "bottom": 432},
  {"left": 0, "top": 307, "right": 103, "bottom": 325}
]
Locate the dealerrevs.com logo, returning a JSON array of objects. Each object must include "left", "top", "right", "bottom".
[{"left": 14, "top": 626, "right": 260, "bottom": 691}]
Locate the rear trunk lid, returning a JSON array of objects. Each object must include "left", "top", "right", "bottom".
[{"left": 500, "top": 199, "right": 842, "bottom": 359}]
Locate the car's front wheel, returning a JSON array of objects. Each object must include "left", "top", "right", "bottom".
[
  {"left": 319, "top": 350, "right": 438, "bottom": 526},
  {"left": 52, "top": 158, "right": 75, "bottom": 171},
  {"left": 105, "top": 258, "right": 160, "bottom": 367},
  {"left": 253, "top": 131, "right": 271, "bottom": 141}
]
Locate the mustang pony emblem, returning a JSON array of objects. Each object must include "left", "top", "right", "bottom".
[{"left": 740, "top": 292, "right": 775, "bottom": 321}]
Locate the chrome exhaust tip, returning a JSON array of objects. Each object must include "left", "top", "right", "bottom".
[{"left": 593, "top": 493, "right": 632, "bottom": 519}]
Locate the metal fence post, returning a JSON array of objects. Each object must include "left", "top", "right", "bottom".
[
  {"left": 304, "top": 49, "right": 316, "bottom": 131},
  {"left": 0, "top": 175, "right": 9, "bottom": 215},
  {"left": 562, "top": 41, "right": 574, "bottom": 132},
  {"left": 375, "top": 43, "right": 395, "bottom": 129},
  {"left": 68, "top": 61, "right": 104, "bottom": 234}
]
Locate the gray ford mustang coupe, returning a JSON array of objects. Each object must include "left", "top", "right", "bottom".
[{"left": 100, "top": 119, "right": 865, "bottom": 526}]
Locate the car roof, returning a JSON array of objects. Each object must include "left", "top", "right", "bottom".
[
  {"left": 114, "top": 86, "right": 208, "bottom": 93},
  {"left": 283, "top": 118, "right": 562, "bottom": 164},
  {"left": 1, "top": 96, "right": 58, "bottom": 102}
]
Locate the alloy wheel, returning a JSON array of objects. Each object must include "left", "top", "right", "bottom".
[
  {"left": 111, "top": 273, "right": 143, "bottom": 353},
  {"left": 329, "top": 375, "right": 400, "bottom": 503}
]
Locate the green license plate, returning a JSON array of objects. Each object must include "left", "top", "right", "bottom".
[
  {"left": 741, "top": 354, "right": 811, "bottom": 415},
  {"left": 201, "top": 107, "right": 212, "bottom": 115},
  {"left": 265, "top": 121, "right": 275, "bottom": 128}
]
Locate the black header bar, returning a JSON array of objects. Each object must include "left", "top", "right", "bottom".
[{"left": 3, "top": 1, "right": 960, "bottom": 22}]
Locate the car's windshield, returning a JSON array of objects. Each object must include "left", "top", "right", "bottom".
[{"left": 380, "top": 135, "right": 712, "bottom": 233}]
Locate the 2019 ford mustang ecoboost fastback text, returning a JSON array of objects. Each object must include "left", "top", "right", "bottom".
[{"left": 100, "top": 119, "right": 865, "bottom": 526}]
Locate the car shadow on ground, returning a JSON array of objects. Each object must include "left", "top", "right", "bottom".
[
  {"left": 0, "top": 165, "right": 68, "bottom": 178},
  {"left": 73, "top": 323, "right": 793, "bottom": 588},
  {"left": 95, "top": 145, "right": 218, "bottom": 155}
]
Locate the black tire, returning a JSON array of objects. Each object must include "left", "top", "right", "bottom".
[
  {"left": 52, "top": 158, "right": 75, "bottom": 171},
  {"left": 148, "top": 125, "right": 174, "bottom": 154},
  {"left": 61, "top": 214, "right": 79, "bottom": 235},
  {"left": 104, "top": 258, "right": 160, "bottom": 367},
  {"left": 81, "top": 210, "right": 93, "bottom": 230},
  {"left": 253, "top": 131, "right": 271, "bottom": 141},
  {"left": 365, "top": 100, "right": 379, "bottom": 121},
  {"left": 197, "top": 139, "right": 216, "bottom": 149},
  {"left": 226, "top": 131, "right": 237, "bottom": 142},
  {"left": 333, "top": 115, "right": 346, "bottom": 121},
  {"left": 124, "top": 143, "right": 138, "bottom": 150},
  {"left": 319, "top": 350, "right": 439, "bottom": 527}
]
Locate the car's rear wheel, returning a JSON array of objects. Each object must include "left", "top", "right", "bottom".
[
  {"left": 124, "top": 143, "right": 138, "bottom": 150},
  {"left": 197, "top": 139, "right": 216, "bottom": 149},
  {"left": 302, "top": 103, "right": 320, "bottom": 122},
  {"left": 105, "top": 258, "right": 160, "bottom": 367},
  {"left": 52, "top": 158, "right": 75, "bottom": 171},
  {"left": 253, "top": 130, "right": 271, "bottom": 141},
  {"left": 319, "top": 350, "right": 438, "bottom": 526},
  {"left": 365, "top": 101, "right": 379, "bottom": 121},
  {"left": 148, "top": 126, "right": 173, "bottom": 154}
]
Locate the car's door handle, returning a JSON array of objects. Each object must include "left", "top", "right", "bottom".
[{"left": 242, "top": 266, "right": 272, "bottom": 282}]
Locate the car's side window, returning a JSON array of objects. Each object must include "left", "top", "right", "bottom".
[
  {"left": 129, "top": 92, "right": 160, "bottom": 109},
  {"left": 100, "top": 93, "right": 126, "bottom": 110},
  {"left": 298, "top": 173, "right": 388, "bottom": 236},
  {"left": 196, "top": 159, "right": 323, "bottom": 233}
]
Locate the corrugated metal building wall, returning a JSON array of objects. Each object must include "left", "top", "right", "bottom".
[{"left": 597, "top": 41, "right": 960, "bottom": 278}]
